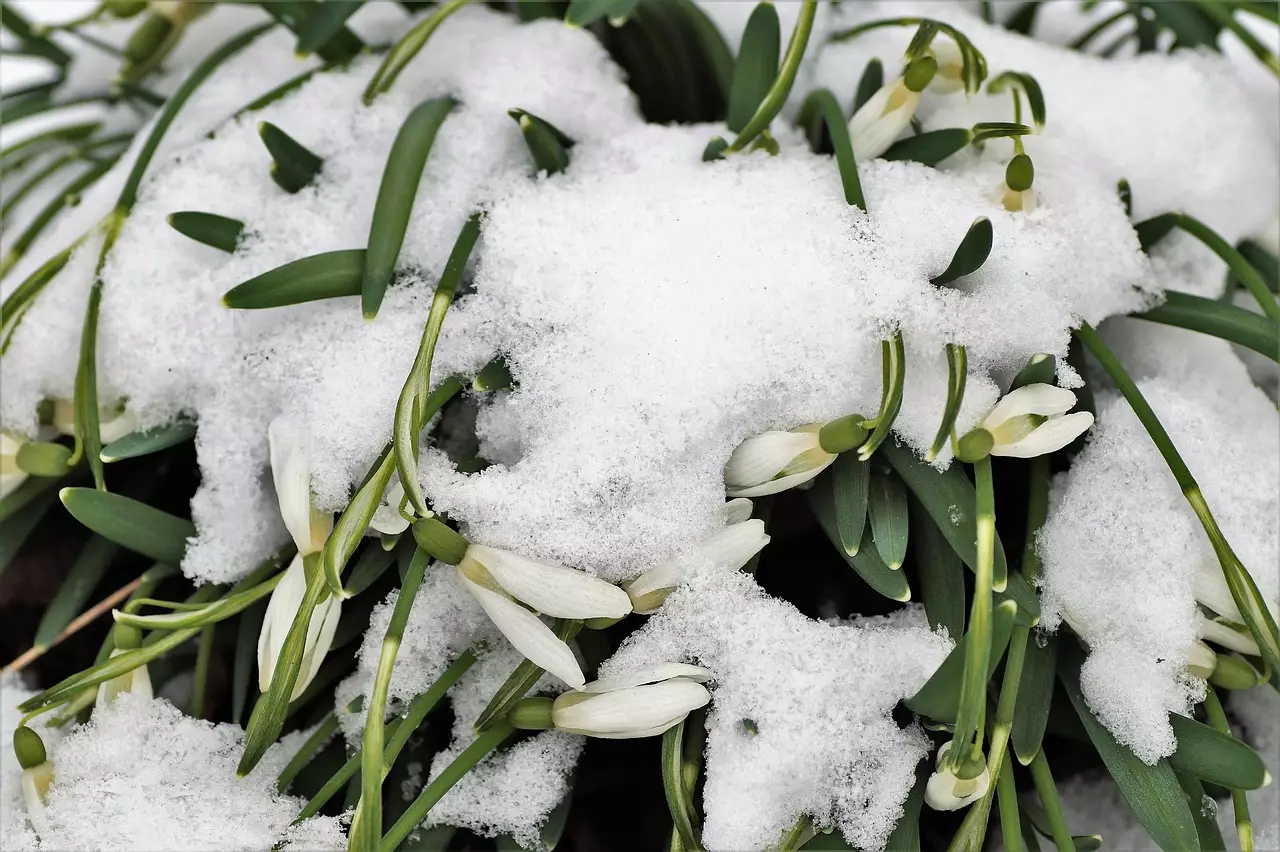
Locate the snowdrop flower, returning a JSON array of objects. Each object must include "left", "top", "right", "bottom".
[
  {"left": 457, "top": 544, "right": 632, "bottom": 689},
  {"left": 51, "top": 399, "right": 138, "bottom": 445},
  {"left": 1186, "top": 640, "right": 1218, "bottom": 680},
  {"left": 929, "top": 40, "right": 965, "bottom": 94},
  {"left": 998, "top": 153, "right": 1037, "bottom": 213},
  {"left": 724, "top": 415, "right": 867, "bottom": 498},
  {"left": 1192, "top": 560, "right": 1280, "bottom": 631},
  {"left": 369, "top": 478, "right": 410, "bottom": 536},
  {"left": 551, "top": 664, "right": 712, "bottom": 738},
  {"left": 924, "top": 741, "right": 990, "bottom": 812},
  {"left": 957, "top": 384, "right": 1093, "bottom": 461},
  {"left": 14, "top": 726, "right": 52, "bottom": 839},
  {"left": 96, "top": 624, "right": 153, "bottom": 706},
  {"left": 257, "top": 416, "right": 339, "bottom": 701},
  {"left": 624, "top": 517, "right": 769, "bottom": 613},
  {"left": 848, "top": 56, "right": 937, "bottom": 161},
  {"left": 1198, "top": 615, "right": 1262, "bottom": 657},
  {"left": 1, "top": 432, "right": 29, "bottom": 500}
]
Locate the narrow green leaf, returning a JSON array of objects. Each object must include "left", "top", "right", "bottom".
[
  {"left": 868, "top": 467, "right": 908, "bottom": 570},
  {"left": 726, "top": 0, "right": 817, "bottom": 153},
  {"left": 167, "top": 211, "right": 243, "bottom": 253},
  {"left": 259, "top": 122, "right": 324, "bottom": 194},
  {"left": 1059, "top": 645, "right": 1201, "bottom": 852},
  {"left": 60, "top": 487, "right": 194, "bottom": 567},
  {"left": 472, "top": 358, "right": 513, "bottom": 392},
  {"left": 1168, "top": 713, "right": 1268, "bottom": 790},
  {"left": 363, "top": 0, "right": 470, "bottom": 104},
  {"left": 15, "top": 441, "right": 73, "bottom": 476},
  {"left": 475, "top": 618, "right": 582, "bottom": 732},
  {"left": 832, "top": 452, "right": 868, "bottom": 556},
  {"left": 113, "top": 570, "right": 282, "bottom": 631},
  {"left": 1004, "top": 2, "right": 1040, "bottom": 35},
  {"left": 905, "top": 598, "right": 1017, "bottom": 723},
  {"left": 928, "top": 342, "right": 967, "bottom": 460},
  {"left": 1176, "top": 772, "right": 1228, "bottom": 852},
  {"left": 971, "top": 121, "right": 1034, "bottom": 143},
  {"left": 726, "top": 3, "right": 780, "bottom": 134},
  {"left": 33, "top": 536, "right": 118, "bottom": 650},
  {"left": 1134, "top": 289, "right": 1279, "bottom": 364},
  {"left": 795, "top": 88, "right": 866, "bottom": 210},
  {"left": 853, "top": 58, "right": 883, "bottom": 113},
  {"left": 809, "top": 469, "right": 911, "bottom": 602},
  {"left": 1135, "top": 212, "right": 1181, "bottom": 253},
  {"left": 668, "top": 0, "right": 735, "bottom": 105},
  {"left": 566, "top": 0, "right": 633, "bottom": 26},
  {"left": 232, "top": 598, "right": 267, "bottom": 725},
  {"left": 540, "top": 782, "right": 574, "bottom": 850},
  {"left": 884, "top": 756, "right": 929, "bottom": 851},
  {"left": 662, "top": 718, "right": 700, "bottom": 852},
  {"left": 101, "top": 419, "right": 196, "bottom": 463},
  {"left": 0, "top": 3, "right": 72, "bottom": 64},
  {"left": 295, "top": 0, "right": 363, "bottom": 56},
  {"left": 223, "top": 249, "right": 364, "bottom": 309},
  {"left": 858, "top": 334, "right": 905, "bottom": 460},
  {"left": 1011, "top": 353, "right": 1056, "bottom": 391},
  {"left": 1011, "top": 632, "right": 1057, "bottom": 764},
  {"left": 345, "top": 543, "right": 398, "bottom": 598},
  {"left": 881, "top": 127, "right": 973, "bottom": 166},
  {"left": 1236, "top": 239, "right": 1278, "bottom": 292},
  {"left": 932, "top": 217, "right": 994, "bottom": 286},
  {"left": 0, "top": 488, "right": 58, "bottom": 575},
  {"left": 508, "top": 109, "right": 573, "bottom": 175},
  {"left": 909, "top": 496, "right": 964, "bottom": 640},
  {"left": 362, "top": 97, "right": 456, "bottom": 318}
]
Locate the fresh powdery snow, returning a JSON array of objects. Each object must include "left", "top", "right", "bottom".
[
  {"left": 1038, "top": 321, "right": 1280, "bottom": 763},
  {"left": 600, "top": 560, "right": 952, "bottom": 851}
]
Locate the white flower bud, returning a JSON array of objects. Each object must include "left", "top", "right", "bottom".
[
  {"left": 258, "top": 553, "right": 341, "bottom": 701},
  {"left": 966, "top": 383, "right": 1093, "bottom": 459},
  {"left": 847, "top": 77, "right": 922, "bottom": 161},
  {"left": 924, "top": 741, "right": 990, "bottom": 812},
  {"left": 552, "top": 667, "right": 711, "bottom": 738},
  {"left": 268, "top": 415, "right": 332, "bottom": 556},
  {"left": 1, "top": 432, "right": 30, "bottom": 500},
  {"left": 624, "top": 520, "right": 769, "bottom": 614},
  {"left": 724, "top": 425, "right": 835, "bottom": 497}
]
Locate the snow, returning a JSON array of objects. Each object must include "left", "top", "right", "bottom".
[{"left": 599, "top": 558, "right": 951, "bottom": 851}]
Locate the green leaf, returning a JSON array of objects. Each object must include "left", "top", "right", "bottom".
[
  {"left": 473, "top": 358, "right": 513, "bottom": 392},
  {"left": 0, "top": 487, "right": 58, "bottom": 576},
  {"left": 668, "top": 0, "right": 735, "bottom": 107},
  {"left": 881, "top": 128, "right": 973, "bottom": 167},
  {"left": 33, "top": 536, "right": 118, "bottom": 650},
  {"left": 60, "top": 487, "right": 194, "bottom": 567},
  {"left": 540, "top": 781, "right": 574, "bottom": 850},
  {"left": 259, "top": 121, "right": 324, "bottom": 194},
  {"left": 167, "top": 211, "right": 243, "bottom": 253},
  {"left": 1134, "top": 290, "right": 1279, "bottom": 364},
  {"left": 970, "top": 121, "right": 1034, "bottom": 143},
  {"left": 1059, "top": 645, "right": 1201, "bottom": 852},
  {"left": 1011, "top": 632, "right": 1057, "bottom": 764},
  {"left": 726, "top": 0, "right": 818, "bottom": 153},
  {"left": 858, "top": 334, "right": 905, "bottom": 460},
  {"left": 1135, "top": 212, "right": 1181, "bottom": 253},
  {"left": 508, "top": 108, "right": 573, "bottom": 175},
  {"left": 932, "top": 217, "right": 993, "bottom": 286},
  {"left": 853, "top": 58, "right": 883, "bottom": 113},
  {"left": 909, "top": 496, "right": 964, "bottom": 640},
  {"left": 363, "top": 0, "right": 470, "bottom": 103},
  {"left": 295, "top": 0, "right": 363, "bottom": 56},
  {"left": 1175, "top": 772, "right": 1227, "bottom": 852},
  {"left": 905, "top": 598, "right": 1017, "bottom": 724},
  {"left": 1004, "top": 2, "right": 1040, "bottom": 35},
  {"left": 1236, "top": 239, "right": 1278, "bottom": 292},
  {"left": 222, "top": 249, "right": 364, "bottom": 309},
  {"left": 795, "top": 88, "right": 866, "bottom": 210},
  {"left": 1011, "top": 353, "right": 1056, "bottom": 390},
  {"left": 928, "top": 342, "right": 967, "bottom": 461},
  {"left": 344, "top": 543, "right": 398, "bottom": 597},
  {"left": 15, "top": 441, "right": 73, "bottom": 476},
  {"left": 101, "top": 419, "right": 196, "bottom": 463},
  {"left": 868, "top": 467, "right": 908, "bottom": 570},
  {"left": 880, "top": 441, "right": 1032, "bottom": 613},
  {"left": 0, "top": 4, "right": 71, "bottom": 65},
  {"left": 884, "top": 756, "right": 929, "bottom": 851},
  {"left": 566, "top": 0, "right": 633, "bottom": 26},
  {"left": 1168, "top": 713, "right": 1268, "bottom": 790},
  {"left": 362, "top": 97, "right": 456, "bottom": 318},
  {"left": 832, "top": 452, "right": 869, "bottom": 556},
  {"left": 726, "top": 3, "right": 780, "bottom": 134},
  {"left": 809, "top": 468, "right": 911, "bottom": 602},
  {"left": 475, "top": 618, "right": 582, "bottom": 732},
  {"left": 662, "top": 717, "right": 700, "bottom": 851}
]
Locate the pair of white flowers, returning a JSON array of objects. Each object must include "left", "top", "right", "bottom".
[{"left": 725, "top": 384, "right": 1094, "bottom": 498}]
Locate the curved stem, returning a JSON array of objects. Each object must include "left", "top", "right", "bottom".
[
  {"left": 951, "top": 455, "right": 995, "bottom": 769},
  {"left": 1027, "top": 751, "right": 1075, "bottom": 852},
  {"left": 727, "top": 0, "right": 817, "bottom": 152}
]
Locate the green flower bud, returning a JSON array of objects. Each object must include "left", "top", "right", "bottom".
[
  {"left": 508, "top": 697, "right": 554, "bottom": 730},
  {"left": 818, "top": 414, "right": 870, "bottom": 454},
  {"left": 113, "top": 622, "right": 143, "bottom": 650},
  {"left": 105, "top": 0, "right": 147, "bottom": 18},
  {"left": 1006, "top": 154, "right": 1035, "bottom": 192},
  {"left": 904, "top": 56, "right": 938, "bottom": 93},
  {"left": 1209, "top": 653, "right": 1264, "bottom": 690},
  {"left": 13, "top": 726, "right": 46, "bottom": 770},
  {"left": 411, "top": 515, "right": 469, "bottom": 565},
  {"left": 955, "top": 428, "right": 994, "bottom": 463}
]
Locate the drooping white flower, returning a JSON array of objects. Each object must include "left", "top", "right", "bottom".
[
  {"left": 258, "top": 552, "right": 342, "bottom": 701},
  {"left": 724, "top": 425, "right": 835, "bottom": 497},
  {"left": 998, "top": 153, "right": 1037, "bottom": 213},
  {"left": 1186, "top": 640, "right": 1218, "bottom": 679},
  {"left": 924, "top": 741, "right": 990, "bottom": 812},
  {"left": 1, "top": 432, "right": 29, "bottom": 500},
  {"left": 1198, "top": 615, "right": 1262, "bottom": 657},
  {"left": 848, "top": 56, "right": 938, "bottom": 161},
  {"left": 1192, "top": 561, "right": 1280, "bottom": 631},
  {"left": 456, "top": 545, "right": 633, "bottom": 689},
  {"left": 96, "top": 624, "right": 153, "bottom": 706},
  {"left": 14, "top": 726, "right": 52, "bottom": 839},
  {"left": 267, "top": 415, "right": 332, "bottom": 556},
  {"left": 624, "top": 519, "right": 769, "bottom": 614},
  {"left": 929, "top": 40, "right": 965, "bottom": 94},
  {"left": 551, "top": 665, "right": 712, "bottom": 738},
  {"left": 960, "top": 383, "right": 1094, "bottom": 460},
  {"left": 369, "top": 478, "right": 410, "bottom": 536}
]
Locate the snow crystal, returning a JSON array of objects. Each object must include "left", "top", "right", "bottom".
[
  {"left": 37, "top": 694, "right": 343, "bottom": 851},
  {"left": 599, "top": 559, "right": 951, "bottom": 851},
  {"left": 1039, "top": 320, "right": 1279, "bottom": 762}
]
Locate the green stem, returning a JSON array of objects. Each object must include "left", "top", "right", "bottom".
[
  {"left": 1021, "top": 456, "right": 1049, "bottom": 585},
  {"left": 952, "top": 455, "right": 996, "bottom": 768},
  {"left": 379, "top": 722, "right": 516, "bottom": 852},
  {"left": 277, "top": 711, "right": 339, "bottom": 793},
  {"left": 1074, "top": 322, "right": 1280, "bottom": 680},
  {"left": 355, "top": 548, "right": 432, "bottom": 851},
  {"left": 190, "top": 625, "right": 214, "bottom": 719},
  {"left": 1027, "top": 751, "right": 1075, "bottom": 852},
  {"left": 727, "top": 0, "right": 817, "bottom": 152},
  {"left": 858, "top": 332, "right": 906, "bottom": 460},
  {"left": 929, "top": 343, "right": 967, "bottom": 461},
  {"left": 995, "top": 759, "right": 1023, "bottom": 852},
  {"left": 1203, "top": 688, "right": 1253, "bottom": 852}
]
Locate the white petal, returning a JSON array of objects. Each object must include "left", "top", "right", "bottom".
[
  {"left": 258, "top": 554, "right": 308, "bottom": 693},
  {"left": 929, "top": 41, "right": 965, "bottom": 93},
  {"left": 268, "top": 416, "right": 320, "bottom": 555},
  {"left": 847, "top": 79, "right": 898, "bottom": 138},
  {"left": 723, "top": 431, "right": 820, "bottom": 489},
  {"left": 369, "top": 480, "right": 410, "bottom": 535},
  {"left": 697, "top": 519, "right": 769, "bottom": 570},
  {"left": 21, "top": 770, "right": 51, "bottom": 837},
  {"left": 983, "top": 384, "right": 1078, "bottom": 430},
  {"left": 468, "top": 545, "right": 631, "bottom": 620},
  {"left": 1194, "top": 564, "right": 1244, "bottom": 623},
  {"left": 924, "top": 766, "right": 989, "bottom": 811},
  {"left": 581, "top": 663, "right": 713, "bottom": 694},
  {"left": 458, "top": 568, "right": 585, "bottom": 688},
  {"left": 722, "top": 498, "right": 754, "bottom": 526},
  {"left": 559, "top": 720, "right": 684, "bottom": 739},
  {"left": 553, "top": 680, "right": 709, "bottom": 734},
  {"left": 727, "top": 460, "right": 833, "bottom": 498},
  {"left": 1187, "top": 641, "right": 1217, "bottom": 678},
  {"left": 1199, "top": 617, "right": 1261, "bottom": 656},
  {"left": 293, "top": 593, "right": 342, "bottom": 701},
  {"left": 850, "top": 88, "right": 919, "bottom": 160},
  {"left": 98, "top": 409, "right": 138, "bottom": 446},
  {"left": 991, "top": 412, "right": 1094, "bottom": 458}
]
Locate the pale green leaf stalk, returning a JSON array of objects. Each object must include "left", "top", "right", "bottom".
[
  {"left": 949, "top": 455, "right": 996, "bottom": 770},
  {"left": 929, "top": 343, "right": 967, "bottom": 461},
  {"left": 112, "top": 569, "right": 284, "bottom": 631},
  {"left": 794, "top": 88, "right": 866, "bottom": 210},
  {"left": 1027, "top": 751, "right": 1078, "bottom": 852},
  {"left": 858, "top": 333, "right": 906, "bottom": 460},
  {"left": 1075, "top": 322, "right": 1280, "bottom": 680},
  {"left": 726, "top": 0, "right": 817, "bottom": 152},
  {"left": 662, "top": 717, "right": 701, "bottom": 851},
  {"left": 1203, "top": 688, "right": 1254, "bottom": 852}
]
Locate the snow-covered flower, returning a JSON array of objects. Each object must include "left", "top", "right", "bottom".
[
  {"left": 624, "top": 515, "right": 769, "bottom": 613},
  {"left": 14, "top": 726, "right": 52, "bottom": 839},
  {"left": 51, "top": 399, "right": 138, "bottom": 446},
  {"left": 457, "top": 544, "right": 632, "bottom": 689},
  {"left": 957, "top": 384, "right": 1094, "bottom": 461},
  {"left": 924, "top": 741, "right": 990, "bottom": 812},
  {"left": 551, "top": 664, "right": 712, "bottom": 738},
  {"left": 998, "top": 153, "right": 1037, "bottom": 213},
  {"left": 258, "top": 416, "right": 339, "bottom": 701},
  {"left": 725, "top": 425, "right": 835, "bottom": 497},
  {"left": 848, "top": 56, "right": 938, "bottom": 160},
  {"left": 96, "top": 624, "right": 153, "bottom": 706},
  {"left": 929, "top": 40, "right": 965, "bottom": 94},
  {"left": 1, "top": 432, "right": 29, "bottom": 500}
]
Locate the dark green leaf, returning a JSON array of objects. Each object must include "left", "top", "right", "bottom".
[
  {"left": 905, "top": 599, "right": 1017, "bottom": 723},
  {"left": 34, "top": 536, "right": 118, "bottom": 649},
  {"left": 1118, "top": 178, "right": 1132, "bottom": 217},
  {"left": 508, "top": 108, "right": 573, "bottom": 175},
  {"left": 832, "top": 452, "right": 869, "bottom": 556},
  {"left": 1134, "top": 290, "right": 1279, "bottom": 364},
  {"left": 1059, "top": 645, "right": 1201, "bottom": 852},
  {"left": 909, "top": 496, "right": 964, "bottom": 639},
  {"left": 1004, "top": 2, "right": 1041, "bottom": 35},
  {"left": 259, "top": 121, "right": 324, "bottom": 194},
  {"left": 868, "top": 467, "right": 908, "bottom": 570},
  {"left": 881, "top": 128, "right": 972, "bottom": 167},
  {"left": 363, "top": 0, "right": 470, "bottom": 103},
  {"left": 726, "top": 3, "right": 780, "bottom": 134},
  {"left": 232, "top": 598, "right": 266, "bottom": 725},
  {"left": 1237, "top": 239, "right": 1278, "bottom": 292},
  {"left": 662, "top": 718, "right": 700, "bottom": 851},
  {"left": 853, "top": 58, "right": 883, "bottom": 113},
  {"left": 223, "top": 249, "right": 364, "bottom": 309},
  {"left": 1169, "top": 713, "right": 1268, "bottom": 790},
  {"left": 102, "top": 419, "right": 196, "bottom": 463},
  {"left": 60, "top": 487, "right": 194, "bottom": 567},
  {"left": 167, "top": 211, "right": 243, "bottom": 253},
  {"left": 473, "top": 358, "right": 513, "bottom": 392},
  {"left": 566, "top": 0, "right": 634, "bottom": 26},
  {"left": 970, "top": 121, "right": 1033, "bottom": 143},
  {"left": 362, "top": 97, "right": 455, "bottom": 318},
  {"left": 295, "top": 0, "right": 364, "bottom": 56},
  {"left": 932, "top": 217, "right": 994, "bottom": 286},
  {"left": 809, "top": 468, "right": 911, "bottom": 602},
  {"left": 0, "top": 488, "right": 58, "bottom": 576},
  {"left": 1012, "top": 632, "right": 1057, "bottom": 764},
  {"left": 1176, "top": 772, "right": 1228, "bottom": 852},
  {"left": 1135, "top": 212, "right": 1180, "bottom": 253},
  {"left": 795, "top": 88, "right": 865, "bottom": 210},
  {"left": 988, "top": 71, "right": 1046, "bottom": 130},
  {"left": 1011, "top": 353, "right": 1056, "bottom": 390}
]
